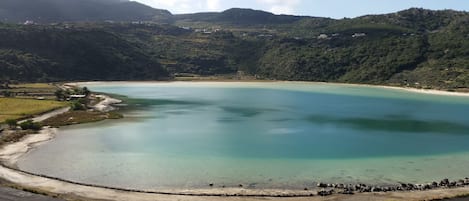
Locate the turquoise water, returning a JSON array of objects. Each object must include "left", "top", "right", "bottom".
[{"left": 18, "top": 82, "right": 469, "bottom": 190}]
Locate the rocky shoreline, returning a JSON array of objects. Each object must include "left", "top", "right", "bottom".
[
  {"left": 1, "top": 159, "right": 469, "bottom": 201},
  {"left": 314, "top": 178, "right": 469, "bottom": 196}
]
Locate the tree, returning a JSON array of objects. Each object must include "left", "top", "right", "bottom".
[
  {"left": 5, "top": 119, "right": 18, "bottom": 129},
  {"left": 71, "top": 101, "right": 86, "bottom": 111},
  {"left": 2, "top": 91, "right": 12, "bottom": 97},
  {"left": 54, "top": 89, "right": 65, "bottom": 100},
  {"left": 82, "top": 87, "right": 91, "bottom": 96}
]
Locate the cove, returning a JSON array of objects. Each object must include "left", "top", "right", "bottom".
[{"left": 17, "top": 82, "right": 469, "bottom": 190}]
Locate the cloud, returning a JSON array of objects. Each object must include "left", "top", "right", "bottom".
[
  {"left": 256, "top": 0, "right": 301, "bottom": 14},
  {"left": 206, "top": 0, "right": 221, "bottom": 10}
]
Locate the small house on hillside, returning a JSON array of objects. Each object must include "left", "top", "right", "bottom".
[
  {"left": 317, "top": 34, "right": 329, "bottom": 39},
  {"left": 70, "top": 94, "right": 86, "bottom": 99},
  {"left": 23, "top": 20, "right": 35, "bottom": 25},
  {"left": 352, "top": 33, "right": 367, "bottom": 38}
]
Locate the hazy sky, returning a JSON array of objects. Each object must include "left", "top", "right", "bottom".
[{"left": 133, "top": 0, "right": 469, "bottom": 18}]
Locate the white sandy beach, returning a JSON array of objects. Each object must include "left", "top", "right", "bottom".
[{"left": 0, "top": 127, "right": 56, "bottom": 167}]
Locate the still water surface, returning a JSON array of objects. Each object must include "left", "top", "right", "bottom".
[{"left": 18, "top": 82, "right": 469, "bottom": 190}]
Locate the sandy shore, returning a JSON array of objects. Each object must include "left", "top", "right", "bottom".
[
  {"left": 93, "top": 94, "right": 122, "bottom": 112},
  {"left": 71, "top": 80, "right": 469, "bottom": 97},
  {"left": 1, "top": 81, "right": 469, "bottom": 200},
  {"left": 1, "top": 160, "right": 469, "bottom": 201},
  {"left": 0, "top": 127, "right": 57, "bottom": 167},
  {"left": 344, "top": 83, "right": 469, "bottom": 97},
  {"left": 284, "top": 81, "right": 469, "bottom": 97}
]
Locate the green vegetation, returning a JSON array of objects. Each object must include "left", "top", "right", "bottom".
[
  {"left": 4, "top": 119, "right": 17, "bottom": 128},
  {"left": 18, "top": 120, "right": 42, "bottom": 130},
  {"left": 0, "top": 6, "right": 468, "bottom": 90},
  {"left": 42, "top": 111, "right": 123, "bottom": 127},
  {"left": 1, "top": 82, "right": 58, "bottom": 99},
  {"left": 0, "top": 98, "right": 67, "bottom": 122},
  {"left": 0, "top": 0, "right": 171, "bottom": 23},
  {"left": 71, "top": 100, "right": 86, "bottom": 111},
  {"left": 5, "top": 119, "right": 18, "bottom": 128}
]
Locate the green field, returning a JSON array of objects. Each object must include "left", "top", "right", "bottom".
[{"left": 0, "top": 98, "right": 67, "bottom": 122}]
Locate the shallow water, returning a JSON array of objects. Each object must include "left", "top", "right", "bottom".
[{"left": 18, "top": 82, "right": 469, "bottom": 190}]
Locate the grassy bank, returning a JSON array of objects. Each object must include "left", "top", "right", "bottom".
[
  {"left": 42, "top": 111, "right": 123, "bottom": 127},
  {"left": 0, "top": 98, "right": 67, "bottom": 122}
]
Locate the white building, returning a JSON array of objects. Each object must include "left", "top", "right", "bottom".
[
  {"left": 317, "top": 34, "right": 329, "bottom": 39},
  {"left": 352, "top": 33, "right": 367, "bottom": 38},
  {"left": 23, "top": 20, "right": 35, "bottom": 25}
]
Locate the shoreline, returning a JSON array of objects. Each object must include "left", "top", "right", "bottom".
[
  {"left": 1, "top": 83, "right": 469, "bottom": 200},
  {"left": 0, "top": 127, "right": 57, "bottom": 167},
  {"left": 69, "top": 80, "right": 469, "bottom": 97},
  {"left": 92, "top": 94, "right": 123, "bottom": 112}
]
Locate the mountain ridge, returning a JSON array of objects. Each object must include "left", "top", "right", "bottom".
[
  {"left": 0, "top": 1, "right": 468, "bottom": 90},
  {"left": 0, "top": 0, "right": 172, "bottom": 23}
]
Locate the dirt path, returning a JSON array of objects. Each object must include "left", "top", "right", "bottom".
[
  {"left": 30, "top": 107, "right": 70, "bottom": 123},
  {"left": 18, "top": 107, "right": 70, "bottom": 124}
]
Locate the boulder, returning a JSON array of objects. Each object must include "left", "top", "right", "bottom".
[
  {"left": 449, "top": 181, "right": 457, "bottom": 187},
  {"left": 440, "top": 178, "right": 450, "bottom": 186},
  {"left": 318, "top": 189, "right": 334, "bottom": 196},
  {"left": 341, "top": 189, "right": 354, "bottom": 195},
  {"left": 371, "top": 186, "right": 382, "bottom": 192},
  {"left": 423, "top": 184, "right": 431, "bottom": 190},
  {"left": 317, "top": 182, "right": 328, "bottom": 188}
]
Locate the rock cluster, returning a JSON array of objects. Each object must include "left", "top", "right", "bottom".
[{"left": 314, "top": 178, "right": 469, "bottom": 196}]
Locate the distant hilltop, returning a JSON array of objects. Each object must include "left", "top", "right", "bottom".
[
  {"left": 0, "top": 0, "right": 172, "bottom": 23},
  {"left": 0, "top": 0, "right": 467, "bottom": 28}
]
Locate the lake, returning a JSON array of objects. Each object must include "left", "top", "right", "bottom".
[{"left": 18, "top": 82, "right": 469, "bottom": 190}]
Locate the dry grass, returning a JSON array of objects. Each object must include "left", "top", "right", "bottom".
[
  {"left": 0, "top": 98, "right": 68, "bottom": 122},
  {"left": 10, "top": 83, "right": 54, "bottom": 89}
]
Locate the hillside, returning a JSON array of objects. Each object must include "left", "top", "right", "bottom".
[
  {"left": 174, "top": 8, "right": 308, "bottom": 26},
  {"left": 0, "top": 0, "right": 172, "bottom": 23},
  {"left": 0, "top": 23, "right": 169, "bottom": 81},
  {"left": 0, "top": 5, "right": 468, "bottom": 90}
]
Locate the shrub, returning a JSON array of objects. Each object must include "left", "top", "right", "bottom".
[
  {"left": 19, "top": 120, "right": 42, "bottom": 130},
  {"left": 5, "top": 119, "right": 17, "bottom": 128},
  {"left": 71, "top": 101, "right": 86, "bottom": 111}
]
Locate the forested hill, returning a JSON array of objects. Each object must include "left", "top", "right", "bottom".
[
  {"left": 0, "top": 6, "right": 468, "bottom": 90},
  {"left": 173, "top": 8, "right": 309, "bottom": 26},
  {"left": 0, "top": 0, "right": 172, "bottom": 23}
]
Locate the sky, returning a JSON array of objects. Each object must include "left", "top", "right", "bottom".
[{"left": 133, "top": 0, "right": 469, "bottom": 18}]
